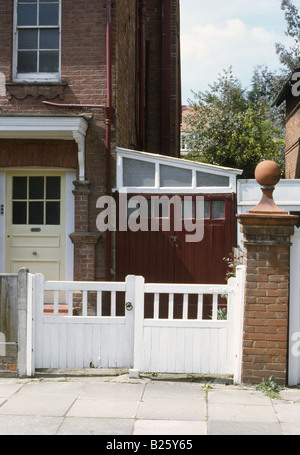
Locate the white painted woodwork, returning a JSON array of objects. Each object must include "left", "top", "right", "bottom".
[
  {"left": 27, "top": 267, "right": 246, "bottom": 383},
  {"left": 289, "top": 231, "right": 300, "bottom": 386}
]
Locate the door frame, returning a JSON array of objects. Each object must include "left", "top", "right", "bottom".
[{"left": 0, "top": 168, "right": 75, "bottom": 280}]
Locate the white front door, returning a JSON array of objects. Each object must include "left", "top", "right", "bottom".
[{"left": 5, "top": 171, "right": 66, "bottom": 281}]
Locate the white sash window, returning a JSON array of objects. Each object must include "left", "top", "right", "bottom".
[{"left": 13, "top": 0, "right": 61, "bottom": 82}]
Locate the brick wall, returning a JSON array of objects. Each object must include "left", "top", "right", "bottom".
[
  {"left": 238, "top": 217, "right": 297, "bottom": 385},
  {"left": 0, "top": 345, "right": 18, "bottom": 378},
  {"left": 115, "top": 0, "right": 138, "bottom": 151},
  {"left": 0, "top": 0, "right": 181, "bottom": 282},
  {"left": 145, "top": 0, "right": 162, "bottom": 155},
  {"left": 0, "top": 139, "right": 77, "bottom": 168}
]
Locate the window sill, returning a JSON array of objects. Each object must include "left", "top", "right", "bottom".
[{"left": 6, "top": 81, "right": 68, "bottom": 101}]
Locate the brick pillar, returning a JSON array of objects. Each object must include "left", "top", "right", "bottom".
[
  {"left": 237, "top": 161, "right": 298, "bottom": 385},
  {"left": 70, "top": 180, "right": 101, "bottom": 281}
]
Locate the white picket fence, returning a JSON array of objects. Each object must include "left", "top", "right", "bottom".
[{"left": 26, "top": 266, "right": 246, "bottom": 383}]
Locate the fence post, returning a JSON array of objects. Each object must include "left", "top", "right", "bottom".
[
  {"left": 17, "top": 268, "right": 29, "bottom": 377},
  {"left": 129, "top": 275, "right": 145, "bottom": 379},
  {"left": 289, "top": 231, "right": 300, "bottom": 385},
  {"left": 124, "top": 275, "right": 135, "bottom": 369},
  {"left": 233, "top": 265, "right": 246, "bottom": 384},
  {"left": 28, "top": 273, "right": 44, "bottom": 377},
  {"left": 26, "top": 273, "right": 35, "bottom": 377}
]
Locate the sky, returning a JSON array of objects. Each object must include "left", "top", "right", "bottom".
[{"left": 180, "top": 0, "right": 297, "bottom": 104}]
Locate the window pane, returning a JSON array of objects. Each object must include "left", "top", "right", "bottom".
[
  {"left": 40, "top": 29, "right": 59, "bottom": 49},
  {"left": 123, "top": 158, "right": 155, "bottom": 187},
  {"left": 127, "top": 199, "right": 150, "bottom": 218},
  {"left": 196, "top": 199, "right": 205, "bottom": 219},
  {"left": 211, "top": 201, "right": 225, "bottom": 219},
  {"left": 39, "top": 51, "right": 59, "bottom": 72},
  {"left": 39, "top": 4, "right": 59, "bottom": 25},
  {"left": 13, "top": 202, "right": 27, "bottom": 224},
  {"left": 153, "top": 199, "right": 169, "bottom": 218},
  {"left": 204, "top": 201, "right": 210, "bottom": 218},
  {"left": 46, "top": 177, "right": 60, "bottom": 199},
  {"left": 196, "top": 171, "right": 230, "bottom": 187},
  {"left": 160, "top": 165, "right": 192, "bottom": 187},
  {"left": 13, "top": 177, "right": 27, "bottom": 200},
  {"left": 29, "top": 202, "right": 44, "bottom": 224},
  {"left": 18, "top": 29, "right": 38, "bottom": 50},
  {"left": 17, "top": 4, "right": 37, "bottom": 26},
  {"left": 46, "top": 202, "right": 60, "bottom": 225},
  {"left": 18, "top": 51, "right": 37, "bottom": 73},
  {"left": 29, "top": 177, "right": 44, "bottom": 200}
]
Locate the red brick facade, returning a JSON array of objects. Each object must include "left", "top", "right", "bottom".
[
  {"left": 275, "top": 70, "right": 300, "bottom": 178},
  {"left": 0, "top": 0, "right": 181, "bottom": 281},
  {"left": 284, "top": 91, "right": 300, "bottom": 178},
  {"left": 238, "top": 215, "right": 297, "bottom": 384}
]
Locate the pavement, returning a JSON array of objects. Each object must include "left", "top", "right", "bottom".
[{"left": 0, "top": 370, "right": 299, "bottom": 436}]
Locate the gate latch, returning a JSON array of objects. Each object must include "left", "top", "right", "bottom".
[{"left": 125, "top": 302, "right": 133, "bottom": 311}]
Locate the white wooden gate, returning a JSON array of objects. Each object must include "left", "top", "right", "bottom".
[
  {"left": 27, "top": 267, "right": 246, "bottom": 383},
  {"left": 289, "top": 231, "right": 300, "bottom": 386},
  {"left": 27, "top": 274, "right": 135, "bottom": 375}
]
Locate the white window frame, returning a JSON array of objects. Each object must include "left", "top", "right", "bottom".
[{"left": 13, "top": 0, "right": 61, "bottom": 82}]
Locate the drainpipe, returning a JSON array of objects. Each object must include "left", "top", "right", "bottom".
[
  {"left": 161, "top": 0, "right": 171, "bottom": 156},
  {"left": 43, "top": 102, "right": 106, "bottom": 108},
  {"left": 104, "top": 0, "right": 113, "bottom": 281},
  {"left": 138, "top": 0, "right": 146, "bottom": 150}
]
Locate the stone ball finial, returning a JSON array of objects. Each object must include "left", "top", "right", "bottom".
[
  {"left": 254, "top": 160, "right": 281, "bottom": 186},
  {"left": 247, "top": 160, "right": 287, "bottom": 215}
]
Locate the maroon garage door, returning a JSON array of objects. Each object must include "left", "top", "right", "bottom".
[{"left": 116, "top": 193, "right": 237, "bottom": 318}]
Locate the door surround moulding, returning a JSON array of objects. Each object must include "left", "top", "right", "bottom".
[{"left": 0, "top": 115, "right": 90, "bottom": 181}]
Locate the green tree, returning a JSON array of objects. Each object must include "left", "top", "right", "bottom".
[
  {"left": 275, "top": 0, "right": 300, "bottom": 72},
  {"left": 185, "top": 68, "right": 285, "bottom": 177}
]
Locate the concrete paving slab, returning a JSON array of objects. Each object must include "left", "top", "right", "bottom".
[
  {"left": 208, "top": 420, "right": 282, "bottom": 435},
  {"left": 0, "top": 393, "right": 77, "bottom": 417},
  {"left": 17, "top": 380, "right": 84, "bottom": 396},
  {"left": 0, "top": 415, "right": 63, "bottom": 435},
  {"left": 272, "top": 400, "right": 300, "bottom": 424},
  {"left": 67, "top": 399, "right": 140, "bottom": 419},
  {"left": 208, "top": 386, "right": 271, "bottom": 405},
  {"left": 208, "top": 403, "right": 278, "bottom": 423},
  {"left": 57, "top": 417, "right": 134, "bottom": 435},
  {"left": 0, "top": 383, "right": 24, "bottom": 398},
  {"left": 133, "top": 420, "right": 207, "bottom": 435},
  {"left": 142, "top": 381, "right": 206, "bottom": 399},
  {"left": 278, "top": 388, "right": 300, "bottom": 402},
  {"left": 137, "top": 397, "right": 207, "bottom": 421},
  {"left": 280, "top": 422, "right": 300, "bottom": 435},
  {"left": 79, "top": 382, "right": 145, "bottom": 401},
  {"left": 0, "top": 375, "right": 299, "bottom": 435}
]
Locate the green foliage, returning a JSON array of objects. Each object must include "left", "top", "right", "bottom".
[
  {"left": 184, "top": 1, "right": 300, "bottom": 177},
  {"left": 201, "top": 381, "right": 212, "bottom": 392},
  {"left": 216, "top": 308, "right": 227, "bottom": 320},
  {"left": 256, "top": 376, "right": 284, "bottom": 399},
  {"left": 185, "top": 67, "right": 285, "bottom": 177},
  {"left": 275, "top": 0, "right": 300, "bottom": 71}
]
